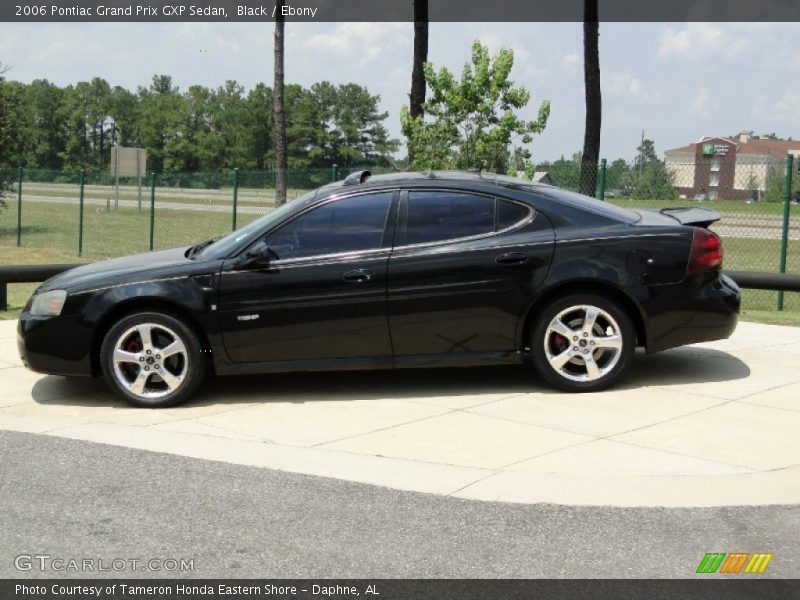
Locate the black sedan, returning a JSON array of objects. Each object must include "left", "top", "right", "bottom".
[{"left": 18, "top": 171, "right": 740, "bottom": 407}]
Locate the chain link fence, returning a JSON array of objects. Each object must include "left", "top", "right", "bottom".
[{"left": 1, "top": 158, "right": 798, "bottom": 316}]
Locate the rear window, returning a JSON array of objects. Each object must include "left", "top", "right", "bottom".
[{"left": 542, "top": 188, "right": 640, "bottom": 224}]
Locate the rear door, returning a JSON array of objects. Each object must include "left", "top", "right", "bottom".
[{"left": 387, "top": 189, "right": 555, "bottom": 357}]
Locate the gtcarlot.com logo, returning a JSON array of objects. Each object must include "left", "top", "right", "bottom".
[
  {"left": 14, "top": 554, "right": 194, "bottom": 573},
  {"left": 696, "top": 552, "right": 773, "bottom": 574}
]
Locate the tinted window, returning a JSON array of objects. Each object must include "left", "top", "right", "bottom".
[
  {"left": 544, "top": 188, "right": 640, "bottom": 224},
  {"left": 497, "top": 199, "right": 530, "bottom": 230},
  {"left": 265, "top": 192, "right": 392, "bottom": 259},
  {"left": 407, "top": 192, "right": 495, "bottom": 245}
]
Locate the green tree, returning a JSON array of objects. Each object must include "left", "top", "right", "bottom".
[
  {"left": 0, "top": 80, "right": 27, "bottom": 168},
  {"left": 633, "top": 161, "right": 677, "bottom": 200},
  {"left": 247, "top": 83, "right": 273, "bottom": 169},
  {"left": 138, "top": 75, "right": 184, "bottom": 173},
  {"left": 401, "top": 41, "right": 550, "bottom": 172}
]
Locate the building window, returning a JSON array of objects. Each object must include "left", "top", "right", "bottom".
[
  {"left": 710, "top": 160, "right": 721, "bottom": 172},
  {"left": 709, "top": 172, "right": 719, "bottom": 187}
]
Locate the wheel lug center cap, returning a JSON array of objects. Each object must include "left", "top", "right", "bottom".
[
  {"left": 579, "top": 339, "right": 588, "bottom": 347},
  {"left": 146, "top": 356, "right": 156, "bottom": 364}
]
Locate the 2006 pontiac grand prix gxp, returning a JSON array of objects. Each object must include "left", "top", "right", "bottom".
[{"left": 18, "top": 171, "right": 740, "bottom": 408}]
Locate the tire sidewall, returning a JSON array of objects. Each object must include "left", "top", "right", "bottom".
[
  {"left": 100, "top": 311, "right": 205, "bottom": 408},
  {"left": 531, "top": 293, "right": 636, "bottom": 392}
]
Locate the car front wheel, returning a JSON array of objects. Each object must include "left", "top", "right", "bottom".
[
  {"left": 100, "top": 311, "right": 206, "bottom": 408},
  {"left": 531, "top": 294, "right": 636, "bottom": 392}
]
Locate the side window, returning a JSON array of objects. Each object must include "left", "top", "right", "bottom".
[
  {"left": 496, "top": 199, "right": 531, "bottom": 230},
  {"left": 406, "top": 192, "right": 495, "bottom": 245},
  {"left": 265, "top": 192, "right": 393, "bottom": 260}
]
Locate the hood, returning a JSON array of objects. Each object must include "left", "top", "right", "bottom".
[{"left": 39, "top": 246, "right": 193, "bottom": 292}]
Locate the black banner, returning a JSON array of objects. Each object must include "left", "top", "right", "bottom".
[
  {"left": 3, "top": 580, "right": 800, "bottom": 600},
  {"left": 4, "top": 0, "right": 800, "bottom": 22}
]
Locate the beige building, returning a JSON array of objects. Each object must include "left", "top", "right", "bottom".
[{"left": 665, "top": 132, "right": 800, "bottom": 200}]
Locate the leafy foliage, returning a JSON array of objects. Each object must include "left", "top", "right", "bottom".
[
  {"left": 401, "top": 41, "right": 550, "bottom": 173},
  {"left": 0, "top": 74, "right": 398, "bottom": 173}
]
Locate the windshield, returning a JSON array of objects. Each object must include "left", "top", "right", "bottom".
[{"left": 196, "top": 191, "right": 317, "bottom": 260}]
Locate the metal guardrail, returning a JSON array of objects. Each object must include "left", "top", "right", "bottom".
[
  {"left": 725, "top": 271, "right": 800, "bottom": 292},
  {"left": 0, "top": 264, "right": 83, "bottom": 311},
  {"left": 1, "top": 264, "right": 800, "bottom": 312}
]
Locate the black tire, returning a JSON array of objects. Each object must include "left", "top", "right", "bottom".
[
  {"left": 530, "top": 293, "right": 636, "bottom": 393},
  {"left": 100, "top": 311, "right": 206, "bottom": 408}
]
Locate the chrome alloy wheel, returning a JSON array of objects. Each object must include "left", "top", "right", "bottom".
[
  {"left": 111, "top": 323, "right": 189, "bottom": 399},
  {"left": 543, "top": 304, "right": 624, "bottom": 383}
]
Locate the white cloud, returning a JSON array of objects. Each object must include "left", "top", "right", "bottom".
[
  {"left": 306, "top": 22, "right": 409, "bottom": 67},
  {"left": 657, "top": 23, "right": 744, "bottom": 60},
  {"left": 603, "top": 71, "right": 657, "bottom": 102},
  {"left": 562, "top": 51, "right": 579, "bottom": 69},
  {"left": 689, "top": 87, "right": 711, "bottom": 117},
  {"left": 773, "top": 90, "right": 800, "bottom": 124}
]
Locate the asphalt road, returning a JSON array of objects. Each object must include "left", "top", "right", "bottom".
[{"left": 1, "top": 430, "right": 798, "bottom": 579}]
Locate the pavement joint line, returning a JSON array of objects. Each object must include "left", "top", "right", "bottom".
[
  {"left": 400, "top": 392, "right": 529, "bottom": 412},
  {"left": 489, "top": 397, "right": 756, "bottom": 473},
  {"left": 457, "top": 404, "right": 600, "bottom": 441},
  {"left": 37, "top": 420, "right": 104, "bottom": 436},
  {"left": 445, "top": 470, "right": 512, "bottom": 498},
  {"left": 597, "top": 437, "right": 757, "bottom": 472},
  {"left": 735, "top": 399, "right": 800, "bottom": 413},
  {"left": 183, "top": 418, "right": 275, "bottom": 443},
  {"left": 312, "top": 406, "right": 456, "bottom": 449},
  {"left": 309, "top": 442, "right": 502, "bottom": 472},
  {"left": 162, "top": 400, "right": 267, "bottom": 420},
  {"left": 733, "top": 379, "right": 800, "bottom": 401}
]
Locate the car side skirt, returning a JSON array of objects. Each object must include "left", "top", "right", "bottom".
[{"left": 215, "top": 351, "right": 525, "bottom": 376}]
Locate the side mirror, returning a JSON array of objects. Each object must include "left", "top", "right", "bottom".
[{"left": 238, "top": 243, "right": 273, "bottom": 269}]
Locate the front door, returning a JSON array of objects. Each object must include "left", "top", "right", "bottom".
[{"left": 218, "top": 191, "right": 396, "bottom": 364}]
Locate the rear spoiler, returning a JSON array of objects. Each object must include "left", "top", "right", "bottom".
[{"left": 659, "top": 207, "right": 721, "bottom": 228}]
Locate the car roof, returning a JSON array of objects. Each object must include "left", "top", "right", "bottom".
[{"left": 317, "top": 170, "right": 557, "bottom": 195}]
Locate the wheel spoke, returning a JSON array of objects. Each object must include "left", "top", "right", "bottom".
[
  {"left": 113, "top": 348, "right": 140, "bottom": 364},
  {"left": 159, "top": 368, "right": 182, "bottom": 391},
  {"left": 549, "top": 348, "right": 574, "bottom": 371},
  {"left": 549, "top": 318, "right": 576, "bottom": 340},
  {"left": 137, "top": 325, "right": 154, "bottom": 352},
  {"left": 594, "top": 335, "right": 622, "bottom": 350},
  {"left": 129, "top": 369, "right": 150, "bottom": 395},
  {"left": 160, "top": 339, "right": 186, "bottom": 359},
  {"left": 582, "top": 306, "right": 599, "bottom": 334},
  {"left": 584, "top": 354, "right": 601, "bottom": 380}
]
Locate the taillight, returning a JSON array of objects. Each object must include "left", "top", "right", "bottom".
[{"left": 687, "top": 227, "right": 723, "bottom": 274}]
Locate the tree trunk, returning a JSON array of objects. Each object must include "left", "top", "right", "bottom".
[
  {"left": 409, "top": 0, "right": 428, "bottom": 120},
  {"left": 273, "top": 0, "right": 287, "bottom": 205},
  {"left": 579, "top": 0, "right": 601, "bottom": 197},
  {"left": 408, "top": 0, "right": 428, "bottom": 164}
]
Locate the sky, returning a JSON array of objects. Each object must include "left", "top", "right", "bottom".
[{"left": 1, "top": 21, "right": 800, "bottom": 162}]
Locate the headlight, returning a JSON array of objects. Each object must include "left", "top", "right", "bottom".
[{"left": 29, "top": 290, "right": 68, "bottom": 316}]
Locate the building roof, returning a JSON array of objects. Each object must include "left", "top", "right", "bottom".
[{"left": 666, "top": 136, "right": 800, "bottom": 157}]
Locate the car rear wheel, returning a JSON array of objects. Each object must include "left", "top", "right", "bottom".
[
  {"left": 531, "top": 294, "right": 636, "bottom": 392},
  {"left": 100, "top": 311, "right": 205, "bottom": 408}
]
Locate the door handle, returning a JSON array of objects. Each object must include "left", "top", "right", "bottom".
[
  {"left": 495, "top": 252, "right": 528, "bottom": 265},
  {"left": 342, "top": 269, "right": 374, "bottom": 283}
]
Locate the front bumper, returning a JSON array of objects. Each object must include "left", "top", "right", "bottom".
[
  {"left": 18, "top": 312, "right": 94, "bottom": 377},
  {"left": 645, "top": 273, "right": 740, "bottom": 354}
]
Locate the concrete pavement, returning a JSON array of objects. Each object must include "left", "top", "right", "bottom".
[
  {"left": 4, "top": 429, "right": 798, "bottom": 578},
  {"left": 2, "top": 319, "right": 800, "bottom": 507}
]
